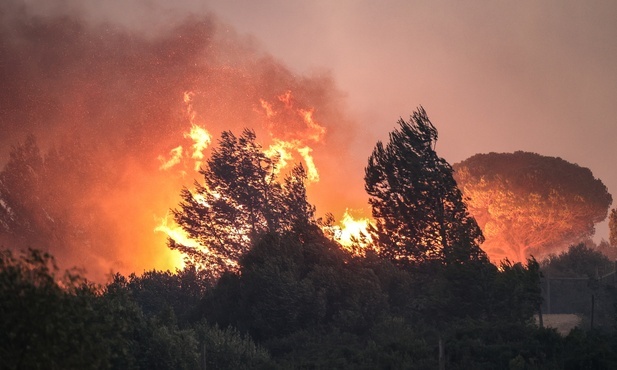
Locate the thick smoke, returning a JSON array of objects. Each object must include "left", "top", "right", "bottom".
[{"left": 0, "top": 0, "right": 361, "bottom": 281}]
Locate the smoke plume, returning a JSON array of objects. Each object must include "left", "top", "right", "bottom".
[{"left": 0, "top": 0, "right": 361, "bottom": 280}]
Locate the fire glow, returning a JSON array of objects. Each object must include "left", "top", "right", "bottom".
[
  {"left": 0, "top": 11, "right": 370, "bottom": 281},
  {"left": 153, "top": 91, "right": 371, "bottom": 269}
]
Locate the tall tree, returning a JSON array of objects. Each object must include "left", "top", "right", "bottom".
[
  {"left": 364, "top": 107, "right": 485, "bottom": 265},
  {"left": 453, "top": 152, "right": 612, "bottom": 261},
  {"left": 171, "top": 129, "right": 315, "bottom": 276}
]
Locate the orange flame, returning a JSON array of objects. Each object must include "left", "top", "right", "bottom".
[
  {"left": 259, "top": 99, "right": 275, "bottom": 119},
  {"left": 324, "top": 209, "right": 374, "bottom": 254},
  {"left": 296, "top": 146, "right": 319, "bottom": 183},
  {"left": 264, "top": 139, "right": 295, "bottom": 173},
  {"left": 299, "top": 108, "right": 326, "bottom": 142},
  {"left": 153, "top": 212, "right": 191, "bottom": 270},
  {"left": 155, "top": 90, "right": 331, "bottom": 271},
  {"left": 183, "top": 91, "right": 212, "bottom": 171},
  {"left": 157, "top": 91, "right": 212, "bottom": 173},
  {"left": 278, "top": 90, "right": 293, "bottom": 109},
  {"left": 185, "top": 124, "right": 211, "bottom": 171},
  {"left": 264, "top": 139, "right": 319, "bottom": 183}
]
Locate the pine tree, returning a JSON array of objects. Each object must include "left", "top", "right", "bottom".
[
  {"left": 364, "top": 107, "right": 485, "bottom": 265},
  {"left": 171, "top": 129, "right": 315, "bottom": 276}
]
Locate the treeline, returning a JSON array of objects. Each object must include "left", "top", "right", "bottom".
[
  {"left": 4, "top": 107, "right": 617, "bottom": 368},
  {"left": 4, "top": 238, "right": 617, "bottom": 369}
]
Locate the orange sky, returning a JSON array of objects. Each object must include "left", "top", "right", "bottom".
[{"left": 2, "top": 0, "right": 616, "bottom": 279}]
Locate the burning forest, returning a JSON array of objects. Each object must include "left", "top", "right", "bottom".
[
  {"left": 0, "top": 1, "right": 369, "bottom": 281},
  {"left": 1, "top": 0, "right": 615, "bottom": 279},
  {"left": 3, "top": 2, "right": 617, "bottom": 367}
]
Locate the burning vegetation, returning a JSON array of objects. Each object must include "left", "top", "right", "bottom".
[
  {"left": 3, "top": 2, "right": 617, "bottom": 368},
  {"left": 0, "top": 2, "right": 367, "bottom": 280},
  {"left": 1, "top": 0, "right": 614, "bottom": 280}
]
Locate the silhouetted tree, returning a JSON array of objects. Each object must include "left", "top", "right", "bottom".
[
  {"left": 364, "top": 107, "right": 485, "bottom": 265},
  {"left": 454, "top": 152, "right": 613, "bottom": 261},
  {"left": 542, "top": 243, "right": 612, "bottom": 279},
  {"left": 171, "top": 129, "right": 315, "bottom": 276}
]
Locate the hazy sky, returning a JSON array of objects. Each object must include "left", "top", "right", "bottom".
[{"left": 197, "top": 0, "right": 617, "bottom": 238}]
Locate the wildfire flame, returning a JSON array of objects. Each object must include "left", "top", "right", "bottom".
[
  {"left": 327, "top": 209, "right": 374, "bottom": 253},
  {"left": 296, "top": 146, "right": 319, "bottom": 183},
  {"left": 298, "top": 108, "right": 326, "bottom": 142},
  {"left": 154, "top": 90, "right": 354, "bottom": 270},
  {"left": 153, "top": 212, "right": 192, "bottom": 270},
  {"left": 264, "top": 139, "right": 319, "bottom": 182},
  {"left": 158, "top": 91, "right": 213, "bottom": 173},
  {"left": 185, "top": 124, "right": 212, "bottom": 171}
]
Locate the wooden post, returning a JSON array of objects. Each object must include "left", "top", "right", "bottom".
[
  {"left": 438, "top": 336, "right": 445, "bottom": 370},
  {"left": 590, "top": 294, "right": 595, "bottom": 330},
  {"left": 546, "top": 275, "right": 551, "bottom": 314}
]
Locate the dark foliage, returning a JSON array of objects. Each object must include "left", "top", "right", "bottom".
[
  {"left": 4, "top": 119, "right": 614, "bottom": 368},
  {"left": 365, "top": 107, "right": 485, "bottom": 266}
]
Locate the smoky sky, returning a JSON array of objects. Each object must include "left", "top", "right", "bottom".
[
  {"left": 203, "top": 0, "right": 617, "bottom": 237},
  {"left": 2, "top": 0, "right": 617, "bottom": 279}
]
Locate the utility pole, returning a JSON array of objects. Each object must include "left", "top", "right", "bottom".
[{"left": 438, "top": 336, "right": 445, "bottom": 370}]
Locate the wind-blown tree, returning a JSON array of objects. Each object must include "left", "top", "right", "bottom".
[
  {"left": 453, "top": 152, "right": 612, "bottom": 262},
  {"left": 171, "top": 129, "right": 315, "bottom": 276},
  {"left": 365, "top": 107, "right": 485, "bottom": 265}
]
